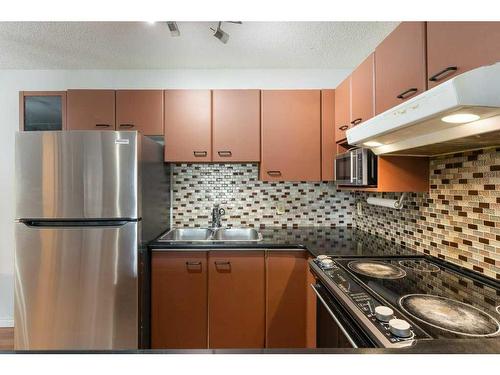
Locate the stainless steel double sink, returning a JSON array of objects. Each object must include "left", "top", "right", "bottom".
[{"left": 158, "top": 227, "right": 263, "bottom": 242}]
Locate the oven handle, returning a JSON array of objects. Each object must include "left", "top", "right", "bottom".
[{"left": 310, "top": 284, "right": 359, "bottom": 348}]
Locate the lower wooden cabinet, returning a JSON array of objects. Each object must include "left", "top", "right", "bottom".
[
  {"left": 151, "top": 252, "right": 208, "bottom": 349},
  {"left": 208, "top": 251, "right": 266, "bottom": 348},
  {"left": 266, "top": 251, "right": 316, "bottom": 348},
  {"left": 151, "top": 249, "right": 314, "bottom": 349}
]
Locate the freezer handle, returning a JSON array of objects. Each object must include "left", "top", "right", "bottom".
[{"left": 19, "top": 219, "right": 135, "bottom": 227}]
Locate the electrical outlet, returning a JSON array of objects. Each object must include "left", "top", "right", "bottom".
[
  {"left": 276, "top": 202, "right": 285, "bottom": 215},
  {"left": 357, "top": 202, "right": 363, "bottom": 216}
]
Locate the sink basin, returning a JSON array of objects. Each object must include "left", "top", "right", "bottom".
[
  {"left": 212, "top": 228, "right": 262, "bottom": 242},
  {"left": 158, "top": 227, "right": 262, "bottom": 242},
  {"left": 159, "top": 228, "right": 213, "bottom": 241}
]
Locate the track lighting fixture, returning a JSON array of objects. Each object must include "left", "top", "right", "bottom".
[
  {"left": 210, "top": 21, "right": 242, "bottom": 44},
  {"left": 211, "top": 22, "right": 229, "bottom": 44},
  {"left": 166, "top": 21, "right": 180, "bottom": 37}
]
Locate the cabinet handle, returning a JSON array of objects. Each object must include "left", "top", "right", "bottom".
[
  {"left": 214, "top": 261, "right": 231, "bottom": 266},
  {"left": 429, "top": 66, "right": 458, "bottom": 82},
  {"left": 193, "top": 151, "right": 208, "bottom": 157},
  {"left": 339, "top": 125, "right": 349, "bottom": 131},
  {"left": 267, "top": 170, "right": 282, "bottom": 177},
  {"left": 119, "top": 123, "right": 135, "bottom": 128},
  {"left": 218, "top": 151, "right": 232, "bottom": 157},
  {"left": 95, "top": 124, "right": 110, "bottom": 127},
  {"left": 350, "top": 118, "right": 362, "bottom": 126},
  {"left": 396, "top": 88, "right": 418, "bottom": 100},
  {"left": 186, "top": 261, "right": 202, "bottom": 266}
]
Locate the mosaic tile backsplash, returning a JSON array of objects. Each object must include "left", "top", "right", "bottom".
[
  {"left": 171, "top": 163, "right": 355, "bottom": 228},
  {"left": 169, "top": 148, "right": 499, "bottom": 280},
  {"left": 353, "top": 147, "right": 500, "bottom": 280}
]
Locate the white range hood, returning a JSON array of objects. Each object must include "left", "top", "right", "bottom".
[{"left": 347, "top": 62, "right": 500, "bottom": 156}]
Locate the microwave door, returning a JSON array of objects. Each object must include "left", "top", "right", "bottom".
[{"left": 335, "top": 153, "right": 350, "bottom": 184}]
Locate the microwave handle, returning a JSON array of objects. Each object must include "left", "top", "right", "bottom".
[
  {"left": 350, "top": 152, "right": 355, "bottom": 183},
  {"left": 351, "top": 151, "right": 359, "bottom": 183}
]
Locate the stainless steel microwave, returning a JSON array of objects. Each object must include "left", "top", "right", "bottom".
[{"left": 335, "top": 148, "right": 377, "bottom": 186}]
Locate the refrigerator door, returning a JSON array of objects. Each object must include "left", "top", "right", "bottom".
[
  {"left": 14, "top": 221, "right": 139, "bottom": 350},
  {"left": 15, "top": 131, "right": 139, "bottom": 220}
]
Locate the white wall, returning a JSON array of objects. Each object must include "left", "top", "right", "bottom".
[{"left": 0, "top": 68, "right": 350, "bottom": 326}]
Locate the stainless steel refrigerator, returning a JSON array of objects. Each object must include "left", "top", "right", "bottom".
[{"left": 14, "top": 131, "right": 170, "bottom": 350}]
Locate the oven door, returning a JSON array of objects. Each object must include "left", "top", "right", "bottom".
[
  {"left": 311, "top": 283, "right": 375, "bottom": 348},
  {"left": 335, "top": 151, "right": 356, "bottom": 185}
]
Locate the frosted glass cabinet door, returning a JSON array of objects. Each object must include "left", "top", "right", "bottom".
[{"left": 20, "top": 91, "right": 67, "bottom": 131}]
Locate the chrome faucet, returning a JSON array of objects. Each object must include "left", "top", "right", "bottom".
[{"left": 211, "top": 204, "right": 225, "bottom": 228}]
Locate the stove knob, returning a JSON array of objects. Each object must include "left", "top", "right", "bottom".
[
  {"left": 375, "top": 306, "right": 394, "bottom": 322},
  {"left": 388, "top": 319, "right": 412, "bottom": 338},
  {"left": 320, "top": 259, "right": 334, "bottom": 269},
  {"left": 317, "top": 255, "right": 330, "bottom": 260}
]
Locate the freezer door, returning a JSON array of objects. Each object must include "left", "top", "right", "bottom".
[
  {"left": 16, "top": 131, "right": 139, "bottom": 220},
  {"left": 14, "top": 221, "right": 139, "bottom": 350}
]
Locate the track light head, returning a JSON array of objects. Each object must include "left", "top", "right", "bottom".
[
  {"left": 211, "top": 22, "right": 229, "bottom": 44},
  {"left": 166, "top": 21, "right": 180, "bottom": 37}
]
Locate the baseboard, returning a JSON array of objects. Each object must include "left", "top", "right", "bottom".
[{"left": 0, "top": 319, "right": 14, "bottom": 328}]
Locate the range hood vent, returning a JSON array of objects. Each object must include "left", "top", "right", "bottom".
[{"left": 347, "top": 63, "right": 500, "bottom": 156}]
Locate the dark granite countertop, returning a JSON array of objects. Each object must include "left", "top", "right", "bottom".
[
  {"left": 146, "top": 226, "right": 500, "bottom": 354},
  {"left": 6, "top": 337, "right": 500, "bottom": 354},
  {"left": 148, "top": 226, "right": 420, "bottom": 258}
]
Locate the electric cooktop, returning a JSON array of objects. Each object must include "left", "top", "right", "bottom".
[
  {"left": 338, "top": 257, "right": 500, "bottom": 339},
  {"left": 311, "top": 256, "right": 500, "bottom": 347}
]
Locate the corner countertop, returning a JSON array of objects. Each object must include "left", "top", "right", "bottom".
[
  {"left": 148, "top": 226, "right": 420, "bottom": 258},
  {"left": 146, "top": 226, "right": 500, "bottom": 354},
  {"left": 8, "top": 337, "right": 500, "bottom": 354}
]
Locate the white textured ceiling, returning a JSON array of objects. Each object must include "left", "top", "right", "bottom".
[{"left": 0, "top": 22, "right": 399, "bottom": 69}]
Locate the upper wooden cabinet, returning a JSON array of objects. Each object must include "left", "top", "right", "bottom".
[
  {"left": 334, "top": 77, "right": 351, "bottom": 142},
  {"left": 212, "top": 90, "right": 260, "bottom": 162},
  {"left": 67, "top": 90, "right": 115, "bottom": 131},
  {"left": 350, "top": 53, "right": 375, "bottom": 126},
  {"left": 261, "top": 90, "right": 321, "bottom": 181},
  {"left": 116, "top": 90, "right": 164, "bottom": 135},
  {"left": 19, "top": 91, "right": 67, "bottom": 131},
  {"left": 375, "top": 22, "right": 427, "bottom": 114},
  {"left": 321, "top": 90, "right": 335, "bottom": 181},
  {"left": 151, "top": 252, "right": 208, "bottom": 349},
  {"left": 208, "top": 251, "right": 265, "bottom": 348},
  {"left": 164, "top": 90, "right": 212, "bottom": 162},
  {"left": 427, "top": 22, "right": 500, "bottom": 88}
]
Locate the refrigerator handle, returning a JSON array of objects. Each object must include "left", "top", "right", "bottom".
[{"left": 19, "top": 219, "right": 135, "bottom": 227}]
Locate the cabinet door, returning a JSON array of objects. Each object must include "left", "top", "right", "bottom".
[
  {"left": 212, "top": 90, "right": 261, "bottom": 162},
  {"left": 151, "top": 252, "right": 208, "bottom": 349},
  {"left": 208, "top": 251, "right": 265, "bottom": 348},
  {"left": 427, "top": 22, "right": 500, "bottom": 88},
  {"left": 350, "top": 53, "right": 375, "bottom": 126},
  {"left": 321, "top": 90, "right": 335, "bottom": 181},
  {"left": 67, "top": 90, "right": 115, "bottom": 130},
  {"left": 261, "top": 90, "right": 321, "bottom": 181},
  {"left": 375, "top": 22, "right": 427, "bottom": 114},
  {"left": 164, "top": 90, "right": 212, "bottom": 162},
  {"left": 116, "top": 90, "right": 164, "bottom": 135},
  {"left": 266, "top": 251, "right": 312, "bottom": 348},
  {"left": 334, "top": 77, "right": 350, "bottom": 142},
  {"left": 19, "top": 91, "right": 66, "bottom": 131}
]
